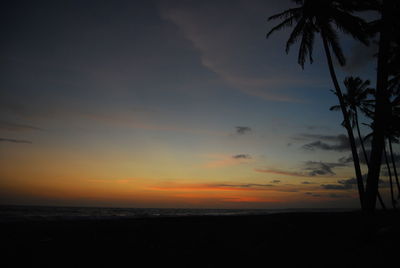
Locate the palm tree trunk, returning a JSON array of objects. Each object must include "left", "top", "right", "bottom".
[
  {"left": 321, "top": 32, "right": 365, "bottom": 210},
  {"left": 364, "top": 0, "right": 392, "bottom": 213},
  {"left": 355, "top": 109, "right": 386, "bottom": 210},
  {"left": 377, "top": 190, "right": 387, "bottom": 210},
  {"left": 384, "top": 141, "right": 396, "bottom": 208},
  {"left": 355, "top": 110, "right": 369, "bottom": 165},
  {"left": 388, "top": 136, "right": 400, "bottom": 198}
]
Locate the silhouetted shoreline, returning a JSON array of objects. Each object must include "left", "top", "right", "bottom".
[{"left": 2, "top": 211, "right": 399, "bottom": 267}]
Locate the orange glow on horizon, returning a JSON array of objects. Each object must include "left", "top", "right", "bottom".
[{"left": 148, "top": 185, "right": 272, "bottom": 192}]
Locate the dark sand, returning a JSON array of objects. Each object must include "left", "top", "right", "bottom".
[{"left": 2, "top": 211, "right": 399, "bottom": 267}]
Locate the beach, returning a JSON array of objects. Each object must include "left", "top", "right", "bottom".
[{"left": 2, "top": 211, "right": 399, "bottom": 267}]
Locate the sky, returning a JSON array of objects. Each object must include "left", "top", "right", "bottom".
[{"left": 0, "top": 0, "right": 391, "bottom": 209}]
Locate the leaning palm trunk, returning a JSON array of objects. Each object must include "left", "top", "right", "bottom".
[
  {"left": 377, "top": 187, "right": 387, "bottom": 210},
  {"left": 384, "top": 142, "right": 396, "bottom": 208},
  {"left": 321, "top": 31, "right": 365, "bottom": 209},
  {"left": 355, "top": 110, "right": 386, "bottom": 209},
  {"left": 355, "top": 110, "right": 369, "bottom": 164},
  {"left": 388, "top": 137, "right": 400, "bottom": 198},
  {"left": 365, "top": 0, "right": 392, "bottom": 212}
]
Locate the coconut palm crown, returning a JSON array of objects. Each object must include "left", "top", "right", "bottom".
[
  {"left": 330, "top": 77, "right": 374, "bottom": 127},
  {"left": 266, "top": 0, "right": 369, "bottom": 68}
]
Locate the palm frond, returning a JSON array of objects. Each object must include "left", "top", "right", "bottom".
[
  {"left": 330, "top": 105, "right": 341, "bottom": 111},
  {"left": 267, "top": 7, "right": 302, "bottom": 21},
  {"left": 285, "top": 17, "right": 306, "bottom": 53},
  {"left": 297, "top": 21, "right": 315, "bottom": 67},
  {"left": 323, "top": 24, "right": 346, "bottom": 66},
  {"left": 331, "top": 9, "right": 369, "bottom": 45},
  {"left": 266, "top": 16, "right": 296, "bottom": 38}
]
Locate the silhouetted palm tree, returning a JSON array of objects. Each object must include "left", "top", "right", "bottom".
[
  {"left": 364, "top": 94, "right": 400, "bottom": 208},
  {"left": 364, "top": 0, "right": 398, "bottom": 212},
  {"left": 267, "top": 0, "right": 369, "bottom": 209},
  {"left": 330, "top": 77, "right": 373, "bottom": 165},
  {"left": 331, "top": 76, "right": 387, "bottom": 209}
]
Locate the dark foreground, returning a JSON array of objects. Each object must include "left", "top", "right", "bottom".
[{"left": 2, "top": 211, "right": 400, "bottom": 268}]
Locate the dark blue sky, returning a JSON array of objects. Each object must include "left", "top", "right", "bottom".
[{"left": 0, "top": 0, "right": 382, "bottom": 208}]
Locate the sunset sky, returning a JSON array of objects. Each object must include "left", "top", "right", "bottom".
[{"left": 0, "top": 0, "right": 389, "bottom": 209}]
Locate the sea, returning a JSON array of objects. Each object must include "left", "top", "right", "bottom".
[{"left": 0, "top": 205, "right": 353, "bottom": 223}]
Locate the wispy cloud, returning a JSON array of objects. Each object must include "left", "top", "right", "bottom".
[
  {"left": 232, "top": 154, "right": 251, "bottom": 159},
  {"left": 204, "top": 154, "right": 252, "bottom": 168},
  {"left": 294, "top": 134, "right": 360, "bottom": 152},
  {"left": 254, "top": 168, "right": 306, "bottom": 177},
  {"left": 256, "top": 160, "right": 346, "bottom": 178},
  {"left": 302, "top": 140, "right": 349, "bottom": 152},
  {"left": 304, "top": 161, "right": 346, "bottom": 176},
  {"left": 149, "top": 182, "right": 274, "bottom": 192},
  {"left": 215, "top": 183, "right": 275, "bottom": 188},
  {"left": 304, "top": 192, "right": 322, "bottom": 197},
  {"left": 301, "top": 181, "right": 317, "bottom": 185},
  {"left": 338, "top": 155, "right": 353, "bottom": 164},
  {"left": 235, "top": 126, "right": 251, "bottom": 135},
  {"left": 0, "top": 138, "right": 32, "bottom": 144},
  {"left": 147, "top": 182, "right": 306, "bottom": 195},
  {"left": 328, "top": 193, "right": 350, "bottom": 199},
  {"left": 323, "top": 177, "right": 391, "bottom": 190},
  {"left": 158, "top": 0, "right": 314, "bottom": 102},
  {"left": 321, "top": 184, "right": 352, "bottom": 190},
  {"left": 321, "top": 177, "right": 366, "bottom": 190},
  {"left": 302, "top": 134, "right": 350, "bottom": 152},
  {"left": 0, "top": 121, "right": 42, "bottom": 132}
]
